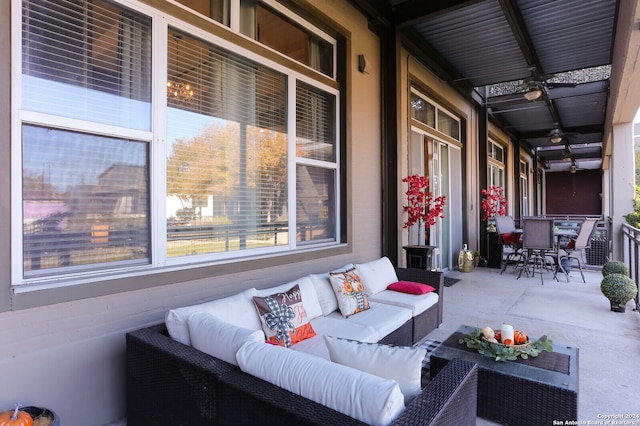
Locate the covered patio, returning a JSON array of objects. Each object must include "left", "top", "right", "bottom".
[{"left": 429, "top": 265, "right": 640, "bottom": 424}]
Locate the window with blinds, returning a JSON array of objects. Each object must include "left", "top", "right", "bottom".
[
  {"left": 166, "top": 29, "right": 289, "bottom": 256},
  {"left": 15, "top": 0, "right": 341, "bottom": 284},
  {"left": 20, "top": 0, "right": 151, "bottom": 278}
]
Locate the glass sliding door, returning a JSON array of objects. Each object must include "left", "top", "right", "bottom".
[{"left": 410, "top": 129, "right": 462, "bottom": 271}]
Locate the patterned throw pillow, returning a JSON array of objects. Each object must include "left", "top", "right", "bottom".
[
  {"left": 252, "top": 284, "right": 316, "bottom": 347},
  {"left": 329, "top": 267, "right": 370, "bottom": 317}
]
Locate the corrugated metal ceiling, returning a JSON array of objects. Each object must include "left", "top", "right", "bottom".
[{"left": 354, "top": 0, "right": 620, "bottom": 170}]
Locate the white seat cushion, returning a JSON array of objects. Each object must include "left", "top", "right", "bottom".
[
  {"left": 187, "top": 311, "right": 265, "bottom": 365},
  {"left": 292, "top": 316, "right": 380, "bottom": 359},
  {"left": 325, "top": 301, "right": 412, "bottom": 341},
  {"left": 165, "top": 288, "right": 260, "bottom": 345},
  {"left": 355, "top": 257, "right": 399, "bottom": 296},
  {"left": 236, "top": 340, "right": 405, "bottom": 426},
  {"left": 368, "top": 290, "right": 439, "bottom": 316}
]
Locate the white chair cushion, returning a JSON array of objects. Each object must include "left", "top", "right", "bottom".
[
  {"left": 355, "top": 257, "right": 399, "bottom": 296},
  {"left": 256, "top": 275, "right": 323, "bottom": 320},
  {"left": 165, "top": 288, "right": 260, "bottom": 345},
  {"left": 236, "top": 340, "right": 405, "bottom": 425},
  {"left": 326, "top": 301, "right": 412, "bottom": 341},
  {"left": 187, "top": 311, "right": 265, "bottom": 366},
  {"left": 309, "top": 272, "right": 339, "bottom": 316},
  {"left": 323, "top": 335, "right": 426, "bottom": 404},
  {"left": 368, "top": 290, "right": 439, "bottom": 316}
]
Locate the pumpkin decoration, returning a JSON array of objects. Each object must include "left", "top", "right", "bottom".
[{"left": 0, "top": 405, "right": 33, "bottom": 426}]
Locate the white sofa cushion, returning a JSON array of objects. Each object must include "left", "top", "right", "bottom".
[
  {"left": 292, "top": 316, "right": 379, "bottom": 359},
  {"left": 256, "top": 275, "right": 323, "bottom": 320},
  {"left": 236, "top": 340, "right": 405, "bottom": 426},
  {"left": 165, "top": 288, "right": 260, "bottom": 345},
  {"left": 187, "top": 311, "right": 265, "bottom": 365},
  {"left": 355, "top": 257, "right": 399, "bottom": 296},
  {"left": 309, "top": 272, "right": 338, "bottom": 316},
  {"left": 326, "top": 301, "right": 412, "bottom": 341},
  {"left": 323, "top": 335, "right": 426, "bottom": 404},
  {"left": 368, "top": 290, "right": 439, "bottom": 316}
]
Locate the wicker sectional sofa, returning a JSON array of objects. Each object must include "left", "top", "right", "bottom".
[{"left": 126, "top": 259, "right": 477, "bottom": 425}]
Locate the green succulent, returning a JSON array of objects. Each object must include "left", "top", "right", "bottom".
[
  {"left": 600, "top": 273, "right": 638, "bottom": 303},
  {"left": 602, "top": 260, "right": 629, "bottom": 277}
]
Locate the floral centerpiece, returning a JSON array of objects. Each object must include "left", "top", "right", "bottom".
[
  {"left": 481, "top": 185, "right": 508, "bottom": 231},
  {"left": 459, "top": 326, "right": 553, "bottom": 362},
  {"left": 402, "top": 174, "right": 446, "bottom": 246}
]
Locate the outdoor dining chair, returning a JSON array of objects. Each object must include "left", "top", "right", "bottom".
[
  {"left": 558, "top": 218, "right": 599, "bottom": 283},
  {"left": 495, "top": 215, "right": 524, "bottom": 275},
  {"left": 517, "top": 217, "right": 559, "bottom": 285}
]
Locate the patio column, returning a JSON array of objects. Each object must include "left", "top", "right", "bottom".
[{"left": 610, "top": 121, "right": 635, "bottom": 260}]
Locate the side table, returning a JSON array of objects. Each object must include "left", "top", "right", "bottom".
[{"left": 430, "top": 325, "right": 579, "bottom": 426}]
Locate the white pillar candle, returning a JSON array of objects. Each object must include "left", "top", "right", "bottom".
[{"left": 501, "top": 324, "right": 514, "bottom": 344}]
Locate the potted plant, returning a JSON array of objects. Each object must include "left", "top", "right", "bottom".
[
  {"left": 402, "top": 174, "right": 446, "bottom": 246},
  {"left": 600, "top": 272, "right": 637, "bottom": 313},
  {"left": 402, "top": 174, "right": 446, "bottom": 270},
  {"left": 602, "top": 260, "right": 629, "bottom": 277},
  {"left": 481, "top": 186, "right": 507, "bottom": 232}
]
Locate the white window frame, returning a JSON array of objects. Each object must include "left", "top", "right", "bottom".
[
  {"left": 488, "top": 139, "right": 505, "bottom": 188},
  {"left": 11, "top": 0, "right": 342, "bottom": 288},
  {"left": 410, "top": 87, "right": 461, "bottom": 141}
]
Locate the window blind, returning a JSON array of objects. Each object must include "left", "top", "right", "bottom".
[
  {"left": 20, "top": 0, "right": 152, "bottom": 278},
  {"left": 166, "top": 29, "right": 289, "bottom": 256},
  {"left": 22, "top": 0, "right": 152, "bottom": 130}
]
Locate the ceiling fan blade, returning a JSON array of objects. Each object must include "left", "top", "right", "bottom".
[{"left": 546, "top": 82, "right": 577, "bottom": 88}]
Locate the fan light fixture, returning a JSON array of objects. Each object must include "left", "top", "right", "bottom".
[
  {"left": 550, "top": 134, "right": 563, "bottom": 143},
  {"left": 570, "top": 160, "right": 577, "bottom": 174},
  {"left": 524, "top": 87, "right": 542, "bottom": 101}
]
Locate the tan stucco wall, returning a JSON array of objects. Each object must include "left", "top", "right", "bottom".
[
  {"left": 0, "top": 1, "right": 383, "bottom": 424},
  {"left": 397, "top": 50, "right": 481, "bottom": 255}
]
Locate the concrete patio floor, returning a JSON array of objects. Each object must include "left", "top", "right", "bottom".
[{"left": 426, "top": 264, "right": 640, "bottom": 425}]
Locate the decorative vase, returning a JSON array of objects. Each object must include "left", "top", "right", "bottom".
[{"left": 457, "top": 244, "right": 474, "bottom": 273}]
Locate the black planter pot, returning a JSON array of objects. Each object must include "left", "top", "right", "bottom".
[
  {"left": 609, "top": 301, "right": 626, "bottom": 313},
  {"left": 22, "top": 406, "right": 60, "bottom": 426}
]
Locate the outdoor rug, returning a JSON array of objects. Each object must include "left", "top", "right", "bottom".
[
  {"left": 419, "top": 339, "right": 442, "bottom": 386},
  {"left": 444, "top": 277, "right": 461, "bottom": 287}
]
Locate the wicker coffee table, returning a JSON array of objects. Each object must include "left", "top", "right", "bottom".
[{"left": 430, "top": 325, "right": 579, "bottom": 426}]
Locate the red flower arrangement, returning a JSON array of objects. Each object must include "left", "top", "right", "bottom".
[
  {"left": 402, "top": 174, "right": 447, "bottom": 236},
  {"left": 481, "top": 185, "right": 508, "bottom": 221}
]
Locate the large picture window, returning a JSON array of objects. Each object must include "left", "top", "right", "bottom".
[{"left": 14, "top": 0, "right": 341, "bottom": 285}]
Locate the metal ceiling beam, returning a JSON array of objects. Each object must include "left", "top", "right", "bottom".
[
  {"left": 497, "top": 0, "right": 541, "bottom": 73},
  {"left": 393, "top": 0, "right": 485, "bottom": 27}
]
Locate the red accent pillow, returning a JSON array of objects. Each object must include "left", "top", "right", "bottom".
[
  {"left": 501, "top": 233, "right": 513, "bottom": 244},
  {"left": 387, "top": 281, "right": 435, "bottom": 295}
]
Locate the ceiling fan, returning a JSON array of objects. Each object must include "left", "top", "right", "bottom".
[
  {"left": 522, "top": 69, "right": 577, "bottom": 101},
  {"left": 547, "top": 126, "right": 579, "bottom": 143}
]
